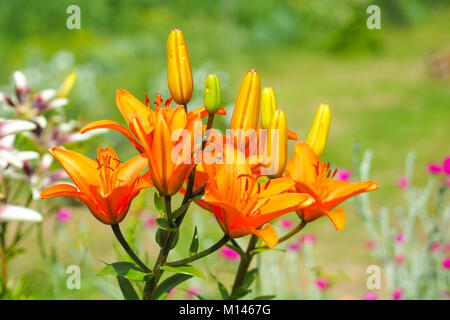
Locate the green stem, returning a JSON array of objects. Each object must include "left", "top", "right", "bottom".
[
  {"left": 231, "top": 235, "right": 258, "bottom": 297},
  {"left": 164, "top": 195, "right": 173, "bottom": 225},
  {"left": 165, "top": 234, "right": 230, "bottom": 267},
  {"left": 111, "top": 224, "right": 151, "bottom": 273}
]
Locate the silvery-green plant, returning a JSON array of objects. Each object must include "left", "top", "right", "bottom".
[{"left": 353, "top": 148, "right": 449, "bottom": 300}]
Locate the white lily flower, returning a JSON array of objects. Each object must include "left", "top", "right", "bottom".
[
  {"left": 13, "top": 71, "right": 28, "bottom": 90},
  {"left": 0, "top": 204, "right": 42, "bottom": 222},
  {"left": 0, "top": 119, "right": 36, "bottom": 138}
]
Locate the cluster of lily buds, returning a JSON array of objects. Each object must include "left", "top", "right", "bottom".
[{"left": 41, "top": 28, "right": 378, "bottom": 249}]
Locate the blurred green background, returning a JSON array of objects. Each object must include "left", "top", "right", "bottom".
[{"left": 1, "top": 0, "right": 449, "bottom": 299}]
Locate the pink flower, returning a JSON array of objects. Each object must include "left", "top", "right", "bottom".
[
  {"left": 186, "top": 286, "right": 201, "bottom": 299},
  {"left": 57, "top": 208, "right": 72, "bottom": 223},
  {"left": 144, "top": 217, "right": 156, "bottom": 228},
  {"left": 392, "top": 288, "right": 403, "bottom": 300},
  {"left": 431, "top": 242, "right": 440, "bottom": 252},
  {"left": 286, "top": 242, "right": 300, "bottom": 251},
  {"left": 363, "top": 292, "right": 378, "bottom": 300},
  {"left": 443, "top": 157, "right": 450, "bottom": 175},
  {"left": 315, "top": 278, "right": 330, "bottom": 290},
  {"left": 394, "top": 254, "right": 406, "bottom": 264},
  {"left": 278, "top": 218, "right": 293, "bottom": 230},
  {"left": 219, "top": 246, "right": 240, "bottom": 261},
  {"left": 301, "top": 234, "right": 316, "bottom": 244},
  {"left": 395, "top": 232, "right": 404, "bottom": 244},
  {"left": 336, "top": 169, "right": 352, "bottom": 181},
  {"left": 365, "top": 239, "right": 377, "bottom": 250},
  {"left": 442, "top": 257, "right": 450, "bottom": 270},
  {"left": 427, "top": 163, "right": 442, "bottom": 175},
  {"left": 397, "top": 177, "right": 409, "bottom": 189},
  {"left": 444, "top": 243, "right": 450, "bottom": 252}
]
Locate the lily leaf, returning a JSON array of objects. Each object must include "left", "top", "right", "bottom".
[
  {"left": 117, "top": 277, "right": 140, "bottom": 300},
  {"left": 172, "top": 202, "right": 190, "bottom": 220},
  {"left": 252, "top": 247, "right": 285, "bottom": 254},
  {"left": 242, "top": 268, "right": 258, "bottom": 289},
  {"left": 189, "top": 226, "right": 199, "bottom": 257},
  {"left": 154, "top": 192, "right": 165, "bottom": 215},
  {"left": 253, "top": 295, "right": 276, "bottom": 300},
  {"left": 155, "top": 218, "right": 178, "bottom": 231},
  {"left": 152, "top": 274, "right": 192, "bottom": 300},
  {"left": 160, "top": 265, "right": 205, "bottom": 279},
  {"left": 98, "top": 262, "right": 153, "bottom": 281}
]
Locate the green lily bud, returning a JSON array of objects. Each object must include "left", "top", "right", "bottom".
[
  {"left": 260, "top": 87, "right": 277, "bottom": 129},
  {"left": 204, "top": 73, "right": 221, "bottom": 114}
]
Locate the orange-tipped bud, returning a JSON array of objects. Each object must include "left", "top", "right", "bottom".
[
  {"left": 306, "top": 103, "right": 331, "bottom": 157},
  {"left": 56, "top": 72, "right": 77, "bottom": 98},
  {"left": 204, "top": 73, "right": 221, "bottom": 114},
  {"left": 267, "top": 109, "right": 288, "bottom": 178},
  {"left": 167, "top": 28, "right": 193, "bottom": 105},
  {"left": 260, "top": 87, "right": 277, "bottom": 129},
  {"left": 230, "top": 69, "right": 261, "bottom": 132}
]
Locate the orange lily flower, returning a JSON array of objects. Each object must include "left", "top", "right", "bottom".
[
  {"left": 40, "top": 147, "right": 152, "bottom": 224},
  {"left": 81, "top": 90, "right": 226, "bottom": 195},
  {"left": 201, "top": 162, "right": 315, "bottom": 248},
  {"left": 285, "top": 142, "right": 378, "bottom": 231}
]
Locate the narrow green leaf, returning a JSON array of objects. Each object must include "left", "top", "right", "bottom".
[
  {"left": 152, "top": 274, "right": 192, "bottom": 300},
  {"left": 98, "top": 262, "right": 153, "bottom": 281},
  {"left": 155, "top": 228, "right": 163, "bottom": 247},
  {"left": 242, "top": 268, "right": 258, "bottom": 289},
  {"left": 226, "top": 243, "right": 244, "bottom": 256},
  {"left": 172, "top": 202, "right": 190, "bottom": 220},
  {"left": 154, "top": 192, "right": 165, "bottom": 215},
  {"left": 156, "top": 218, "right": 177, "bottom": 231},
  {"left": 253, "top": 295, "right": 276, "bottom": 300},
  {"left": 189, "top": 226, "right": 199, "bottom": 257},
  {"left": 217, "top": 281, "right": 230, "bottom": 299},
  {"left": 160, "top": 265, "right": 205, "bottom": 279},
  {"left": 190, "top": 194, "right": 203, "bottom": 201},
  {"left": 117, "top": 277, "right": 140, "bottom": 300},
  {"left": 252, "top": 247, "right": 285, "bottom": 254},
  {"left": 169, "top": 230, "right": 179, "bottom": 250},
  {"left": 233, "top": 287, "right": 251, "bottom": 299}
]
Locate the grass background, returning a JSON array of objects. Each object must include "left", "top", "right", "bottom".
[{"left": 1, "top": 0, "right": 449, "bottom": 299}]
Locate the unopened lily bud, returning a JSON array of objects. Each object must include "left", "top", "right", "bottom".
[
  {"left": 204, "top": 73, "right": 221, "bottom": 114},
  {"left": 230, "top": 69, "right": 261, "bottom": 131},
  {"left": 167, "top": 28, "right": 193, "bottom": 105},
  {"left": 267, "top": 109, "right": 288, "bottom": 178},
  {"left": 260, "top": 87, "right": 277, "bottom": 129},
  {"left": 306, "top": 103, "right": 331, "bottom": 157},
  {"left": 56, "top": 72, "right": 77, "bottom": 98}
]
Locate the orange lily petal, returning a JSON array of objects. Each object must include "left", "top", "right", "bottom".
[
  {"left": 41, "top": 183, "right": 82, "bottom": 199},
  {"left": 116, "top": 89, "right": 152, "bottom": 130},
  {"left": 117, "top": 153, "right": 148, "bottom": 184},
  {"left": 258, "top": 178, "right": 295, "bottom": 198},
  {"left": 285, "top": 142, "right": 319, "bottom": 187},
  {"left": 288, "top": 130, "right": 298, "bottom": 140},
  {"left": 323, "top": 180, "right": 378, "bottom": 211},
  {"left": 249, "top": 193, "right": 314, "bottom": 227},
  {"left": 325, "top": 208, "right": 346, "bottom": 231},
  {"left": 81, "top": 120, "right": 145, "bottom": 153},
  {"left": 254, "top": 224, "right": 278, "bottom": 248},
  {"left": 49, "top": 147, "right": 99, "bottom": 195}
]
